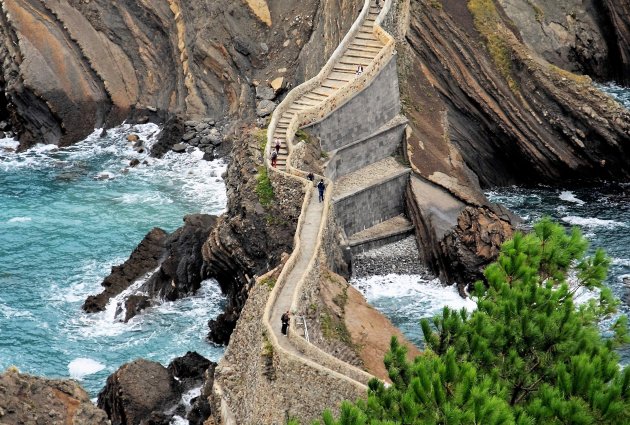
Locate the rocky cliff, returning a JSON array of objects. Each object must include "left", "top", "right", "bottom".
[{"left": 0, "top": 0, "right": 324, "bottom": 149}]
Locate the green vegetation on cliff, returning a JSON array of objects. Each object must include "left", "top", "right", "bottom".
[
  {"left": 468, "top": 0, "right": 517, "bottom": 91},
  {"left": 310, "top": 218, "right": 630, "bottom": 424}
]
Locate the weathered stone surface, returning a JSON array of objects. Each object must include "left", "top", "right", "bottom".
[
  {"left": 97, "top": 359, "right": 180, "bottom": 425},
  {"left": 255, "top": 85, "right": 275, "bottom": 100},
  {"left": 441, "top": 206, "right": 514, "bottom": 293},
  {"left": 124, "top": 295, "right": 152, "bottom": 322},
  {"left": 0, "top": 367, "right": 109, "bottom": 425},
  {"left": 150, "top": 116, "right": 185, "bottom": 158},
  {"left": 172, "top": 143, "right": 188, "bottom": 153},
  {"left": 270, "top": 76, "right": 284, "bottom": 92},
  {"left": 256, "top": 99, "right": 276, "bottom": 117}
]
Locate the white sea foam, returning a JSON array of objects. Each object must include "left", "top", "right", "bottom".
[
  {"left": 559, "top": 191, "right": 585, "bottom": 205},
  {"left": 613, "top": 258, "right": 630, "bottom": 267},
  {"left": 351, "top": 274, "right": 477, "bottom": 316},
  {"left": 0, "top": 303, "right": 34, "bottom": 319},
  {"left": 562, "top": 216, "right": 627, "bottom": 229},
  {"left": 7, "top": 216, "right": 31, "bottom": 223},
  {"left": 0, "top": 138, "right": 18, "bottom": 150},
  {"left": 170, "top": 416, "right": 189, "bottom": 425},
  {"left": 68, "top": 358, "right": 105, "bottom": 380}
]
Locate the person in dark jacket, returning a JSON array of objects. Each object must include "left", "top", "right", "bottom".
[
  {"left": 281, "top": 311, "right": 290, "bottom": 335},
  {"left": 317, "top": 179, "right": 325, "bottom": 202}
]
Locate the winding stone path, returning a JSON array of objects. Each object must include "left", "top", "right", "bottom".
[{"left": 264, "top": 0, "right": 394, "bottom": 390}]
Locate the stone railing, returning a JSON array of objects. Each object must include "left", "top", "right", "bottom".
[{"left": 258, "top": 0, "right": 397, "bottom": 402}]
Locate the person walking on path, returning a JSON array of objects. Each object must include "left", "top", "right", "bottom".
[
  {"left": 274, "top": 138, "right": 281, "bottom": 154},
  {"left": 317, "top": 179, "right": 325, "bottom": 202},
  {"left": 281, "top": 310, "right": 290, "bottom": 335},
  {"left": 271, "top": 149, "right": 278, "bottom": 167}
]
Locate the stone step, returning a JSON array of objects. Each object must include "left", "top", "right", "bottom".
[
  {"left": 333, "top": 157, "right": 410, "bottom": 201},
  {"left": 310, "top": 86, "right": 335, "bottom": 97},
  {"left": 350, "top": 38, "right": 383, "bottom": 49},
  {"left": 333, "top": 63, "right": 363, "bottom": 73},
  {"left": 339, "top": 55, "right": 373, "bottom": 66},
  {"left": 321, "top": 78, "right": 347, "bottom": 90},
  {"left": 349, "top": 40, "right": 382, "bottom": 52},
  {"left": 304, "top": 91, "right": 328, "bottom": 101},
  {"left": 355, "top": 32, "right": 378, "bottom": 42},
  {"left": 345, "top": 48, "right": 377, "bottom": 60},
  {"left": 327, "top": 71, "right": 355, "bottom": 82}
]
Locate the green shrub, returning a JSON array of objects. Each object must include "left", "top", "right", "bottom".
[{"left": 255, "top": 166, "right": 274, "bottom": 207}]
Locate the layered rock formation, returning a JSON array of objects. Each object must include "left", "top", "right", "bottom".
[
  {"left": 0, "top": 0, "right": 323, "bottom": 150},
  {"left": 0, "top": 367, "right": 109, "bottom": 424}
]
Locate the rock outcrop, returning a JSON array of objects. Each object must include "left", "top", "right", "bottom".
[
  {"left": 0, "top": 0, "right": 324, "bottom": 150},
  {"left": 98, "top": 353, "right": 216, "bottom": 425},
  {"left": 0, "top": 367, "right": 109, "bottom": 425},
  {"left": 98, "top": 359, "right": 181, "bottom": 425},
  {"left": 83, "top": 214, "right": 218, "bottom": 321}
]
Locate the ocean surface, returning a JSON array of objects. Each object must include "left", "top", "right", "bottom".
[
  {"left": 351, "top": 83, "right": 630, "bottom": 357},
  {"left": 0, "top": 124, "right": 228, "bottom": 396}
]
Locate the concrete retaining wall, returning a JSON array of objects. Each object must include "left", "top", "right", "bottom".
[
  {"left": 349, "top": 225, "right": 414, "bottom": 255},
  {"left": 334, "top": 170, "right": 410, "bottom": 237},
  {"left": 325, "top": 116, "right": 407, "bottom": 180},
  {"left": 307, "top": 58, "right": 401, "bottom": 152}
]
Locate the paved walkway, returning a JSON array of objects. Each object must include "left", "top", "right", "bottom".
[{"left": 270, "top": 191, "right": 323, "bottom": 348}]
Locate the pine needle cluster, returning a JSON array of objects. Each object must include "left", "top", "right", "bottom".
[{"left": 311, "top": 218, "right": 630, "bottom": 425}]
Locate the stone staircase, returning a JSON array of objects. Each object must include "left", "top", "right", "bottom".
[
  {"left": 212, "top": 0, "right": 399, "bottom": 422},
  {"left": 271, "top": 1, "right": 386, "bottom": 171}
]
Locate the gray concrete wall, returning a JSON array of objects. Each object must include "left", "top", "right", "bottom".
[
  {"left": 334, "top": 170, "right": 410, "bottom": 236},
  {"left": 306, "top": 57, "right": 401, "bottom": 152},
  {"left": 325, "top": 117, "right": 406, "bottom": 180}
]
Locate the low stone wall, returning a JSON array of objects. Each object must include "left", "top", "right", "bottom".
[
  {"left": 334, "top": 170, "right": 410, "bottom": 237},
  {"left": 213, "top": 281, "right": 366, "bottom": 425},
  {"left": 325, "top": 116, "right": 407, "bottom": 180},
  {"left": 306, "top": 58, "right": 401, "bottom": 152},
  {"left": 349, "top": 225, "right": 414, "bottom": 255}
]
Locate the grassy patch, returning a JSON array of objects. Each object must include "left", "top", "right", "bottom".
[
  {"left": 468, "top": 0, "right": 518, "bottom": 92},
  {"left": 261, "top": 332, "right": 274, "bottom": 357},
  {"left": 332, "top": 286, "right": 348, "bottom": 312},
  {"left": 256, "top": 128, "right": 268, "bottom": 154},
  {"left": 526, "top": 0, "right": 544, "bottom": 23},
  {"left": 320, "top": 312, "right": 353, "bottom": 346},
  {"left": 265, "top": 214, "right": 287, "bottom": 226},
  {"left": 255, "top": 166, "right": 274, "bottom": 207},
  {"left": 549, "top": 64, "right": 591, "bottom": 85},
  {"left": 295, "top": 128, "right": 311, "bottom": 143},
  {"left": 259, "top": 276, "right": 276, "bottom": 289},
  {"left": 429, "top": 0, "right": 442, "bottom": 10}
]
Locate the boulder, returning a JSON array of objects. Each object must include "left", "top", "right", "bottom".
[
  {"left": 256, "top": 99, "right": 276, "bottom": 117},
  {"left": 184, "top": 120, "right": 199, "bottom": 128},
  {"left": 127, "top": 133, "right": 140, "bottom": 142},
  {"left": 97, "top": 359, "right": 181, "bottom": 425},
  {"left": 0, "top": 120, "right": 10, "bottom": 131},
  {"left": 194, "top": 123, "right": 208, "bottom": 132},
  {"left": 0, "top": 368, "right": 109, "bottom": 424},
  {"left": 151, "top": 116, "right": 185, "bottom": 158},
  {"left": 207, "top": 309, "right": 239, "bottom": 345},
  {"left": 172, "top": 143, "right": 188, "bottom": 153},
  {"left": 129, "top": 158, "right": 140, "bottom": 167},
  {"left": 207, "top": 129, "right": 222, "bottom": 145},
  {"left": 255, "top": 85, "right": 275, "bottom": 100},
  {"left": 167, "top": 351, "right": 214, "bottom": 387},
  {"left": 202, "top": 118, "right": 215, "bottom": 126},
  {"left": 182, "top": 132, "right": 196, "bottom": 142},
  {"left": 270, "top": 76, "right": 284, "bottom": 92},
  {"left": 441, "top": 206, "right": 513, "bottom": 294}
]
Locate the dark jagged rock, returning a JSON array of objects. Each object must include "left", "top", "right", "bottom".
[
  {"left": 83, "top": 214, "right": 218, "bottom": 320},
  {"left": 441, "top": 207, "right": 514, "bottom": 294},
  {"left": 124, "top": 295, "right": 152, "bottom": 322},
  {"left": 187, "top": 366, "right": 216, "bottom": 425},
  {"left": 98, "top": 359, "right": 181, "bottom": 425},
  {"left": 98, "top": 353, "right": 214, "bottom": 425},
  {"left": 207, "top": 310, "right": 239, "bottom": 345},
  {"left": 83, "top": 227, "right": 167, "bottom": 313},
  {"left": 151, "top": 116, "right": 185, "bottom": 158},
  {"left": 167, "top": 351, "right": 214, "bottom": 387},
  {"left": 0, "top": 367, "right": 109, "bottom": 424}
]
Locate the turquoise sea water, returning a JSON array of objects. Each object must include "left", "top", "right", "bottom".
[
  {"left": 353, "top": 83, "right": 630, "bottom": 356},
  {"left": 0, "top": 124, "right": 227, "bottom": 395}
]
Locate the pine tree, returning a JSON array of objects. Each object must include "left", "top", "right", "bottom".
[{"left": 311, "top": 218, "right": 630, "bottom": 425}]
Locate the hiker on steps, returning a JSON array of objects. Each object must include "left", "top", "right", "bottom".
[
  {"left": 317, "top": 178, "right": 326, "bottom": 202},
  {"left": 356, "top": 65, "right": 363, "bottom": 76},
  {"left": 271, "top": 149, "right": 278, "bottom": 167},
  {"left": 274, "top": 138, "right": 281, "bottom": 154},
  {"left": 281, "top": 311, "right": 290, "bottom": 335}
]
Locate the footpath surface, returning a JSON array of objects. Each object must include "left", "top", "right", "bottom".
[{"left": 270, "top": 190, "right": 322, "bottom": 350}]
